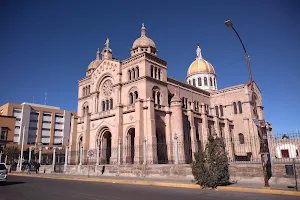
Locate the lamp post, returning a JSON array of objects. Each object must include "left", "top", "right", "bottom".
[
  {"left": 18, "top": 124, "right": 26, "bottom": 172},
  {"left": 224, "top": 19, "right": 269, "bottom": 187}
]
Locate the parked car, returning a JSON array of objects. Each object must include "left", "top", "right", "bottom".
[{"left": 0, "top": 163, "right": 8, "bottom": 185}]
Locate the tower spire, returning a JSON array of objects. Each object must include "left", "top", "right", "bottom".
[
  {"left": 141, "top": 23, "right": 146, "bottom": 36},
  {"left": 196, "top": 44, "right": 202, "bottom": 59},
  {"left": 96, "top": 48, "right": 100, "bottom": 60}
]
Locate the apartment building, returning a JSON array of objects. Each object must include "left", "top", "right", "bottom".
[{"left": 0, "top": 102, "right": 74, "bottom": 149}]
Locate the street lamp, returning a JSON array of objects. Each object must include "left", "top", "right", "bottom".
[
  {"left": 15, "top": 121, "right": 26, "bottom": 172},
  {"left": 224, "top": 19, "right": 269, "bottom": 187},
  {"left": 224, "top": 19, "right": 253, "bottom": 91}
]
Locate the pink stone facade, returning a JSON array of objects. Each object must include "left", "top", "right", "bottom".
[{"left": 68, "top": 25, "right": 272, "bottom": 165}]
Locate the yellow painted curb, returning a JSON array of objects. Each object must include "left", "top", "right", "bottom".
[{"left": 10, "top": 173, "right": 300, "bottom": 196}]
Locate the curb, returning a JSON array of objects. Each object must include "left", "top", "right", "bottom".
[{"left": 10, "top": 173, "right": 300, "bottom": 196}]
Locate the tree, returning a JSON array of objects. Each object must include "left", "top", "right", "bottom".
[
  {"left": 4, "top": 146, "right": 20, "bottom": 165},
  {"left": 192, "top": 135, "right": 229, "bottom": 188}
]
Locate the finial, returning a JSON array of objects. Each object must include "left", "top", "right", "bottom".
[
  {"left": 196, "top": 44, "right": 202, "bottom": 59},
  {"left": 96, "top": 48, "right": 100, "bottom": 60},
  {"left": 141, "top": 23, "right": 146, "bottom": 36},
  {"left": 104, "top": 38, "right": 110, "bottom": 49}
]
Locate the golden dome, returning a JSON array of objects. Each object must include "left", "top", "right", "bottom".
[
  {"left": 132, "top": 23, "right": 156, "bottom": 49},
  {"left": 187, "top": 45, "right": 215, "bottom": 77}
]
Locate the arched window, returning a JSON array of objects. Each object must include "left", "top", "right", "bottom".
[
  {"left": 220, "top": 105, "right": 224, "bottom": 116},
  {"left": 214, "top": 78, "right": 216, "bottom": 87},
  {"left": 132, "top": 68, "right": 136, "bottom": 79},
  {"left": 106, "top": 99, "right": 109, "bottom": 110},
  {"left": 210, "top": 77, "right": 213, "bottom": 86},
  {"left": 238, "top": 133, "right": 245, "bottom": 144},
  {"left": 110, "top": 99, "right": 113, "bottom": 110},
  {"left": 215, "top": 106, "right": 219, "bottom": 117},
  {"left": 129, "top": 93, "right": 134, "bottom": 104},
  {"left": 136, "top": 67, "right": 139, "bottom": 78},
  {"left": 83, "top": 107, "right": 86, "bottom": 115},
  {"left": 128, "top": 70, "right": 132, "bottom": 80},
  {"left": 238, "top": 101, "right": 243, "bottom": 113},
  {"left": 102, "top": 101, "right": 105, "bottom": 111},
  {"left": 198, "top": 77, "right": 202, "bottom": 86},
  {"left": 204, "top": 77, "right": 208, "bottom": 86},
  {"left": 86, "top": 106, "right": 89, "bottom": 114},
  {"left": 83, "top": 87, "right": 86, "bottom": 97},
  {"left": 158, "top": 68, "right": 161, "bottom": 80},
  {"left": 188, "top": 80, "right": 191, "bottom": 85},
  {"left": 192, "top": 78, "right": 196, "bottom": 86},
  {"left": 157, "top": 92, "right": 160, "bottom": 105},
  {"left": 152, "top": 91, "right": 156, "bottom": 103},
  {"left": 233, "top": 102, "right": 237, "bottom": 114},
  {"left": 88, "top": 85, "right": 90, "bottom": 94},
  {"left": 151, "top": 66, "right": 154, "bottom": 78},
  {"left": 154, "top": 67, "right": 157, "bottom": 79},
  {"left": 134, "top": 91, "right": 138, "bottom": 100}
]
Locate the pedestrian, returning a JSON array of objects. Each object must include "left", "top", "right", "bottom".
[
  {"left": 35, "top": 162, "right": 40, "bottom": 174},
  {"left": 27, "top": 161, "right": 31, "bottom": 174}
]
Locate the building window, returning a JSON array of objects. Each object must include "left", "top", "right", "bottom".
[
  {"left": 0, "top": 128, "right": 7, "bottom": 140},
  {"left": 238, "top": 101, "right": 243, "bottom": 113},
  {"left": 154, "top": 67, "right": 157, "bottom": 79},
  {"left": 29, "top": 127, "right": 37, "bottom": 130},
  {"left": 188, "top": 80, "right": 191, "bottom": 85},
  {"left": 214, "top": 78, "right": 216, "bottom": 87},
  {"left": 15, "top": 126, "right": 20, "bottom": 129},
  {"left": 30, "top": 120, "right": 38, "bottom": 122},
  {"left": 210, "top": 77, "right": 213, "bottom": 86},
  {"left": 106, "top": 100, "right": 109, "bottom": 110},
  {"left": 83, "top": 87, "right": 86, "bottom": 97},
  {"left": 158, "top": 68, "right": 161, "bottom": 80},
  {"left": 157, "top": 92, "right": 160, "bottom": 105},
  {"left": 192, "top": 78, "right": 196, "bottom": 86},
  {"left": 42, "top": 128, "right": 50, "bottom": 131},
  {"left": 128, "top": 70, "right": 131, "bottom": 81},
  {"left": 198, "top": 77, "right": 202, "bottom": 86},
  {"left": 204, "top": 77, "right": 208, "bottom": 86},
  {"left": 134, "top": 91, "right": 138, "bottom": 100},
  {"left": 233, "top": 102, "right": 237, "bottom": 114},
  {"left": 219, "top": 105, "right": 224, "bottom": 116},
  {"left": 215, "top": 106, "right": 219, "bottom": 117},
  {"left": 130, "top": 93, "right": 134, "bottom": 104},
  {"left": 55, "top": 114, "right": 63, "bottom": 118},
  {"left": 110, "top": 99, "right": 113, "bottom": 110},
  {"left": 151, "top": 66, "right": 154, "bottom": 78},
  {"left": 102, "top": 101, "right": 105, "bottom": 111},
  {"left": 281, "top": 149, "right": 289, "bottom": 158},
  {"left": 136, "top": 67, "right": 139, "bottom": 78},
  {"left": 43, "top": 113, "right": 51, "bottom": 117},
  {"left": 238, "top": 133, "right": 244, "bottom": 144}
]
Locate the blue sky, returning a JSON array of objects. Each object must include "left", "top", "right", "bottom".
[{"left": 0, "top": 0, "right": 299, "bottom": 133}]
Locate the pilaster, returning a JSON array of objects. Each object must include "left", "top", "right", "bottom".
[
  {"left": 134, "top": 98, "right": 144, "bottom": 164},
  {"left": 187, "top": 101, "right": 197, "bottom": 160}
]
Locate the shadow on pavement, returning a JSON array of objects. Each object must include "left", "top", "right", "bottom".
[{"left": 1, "top": 181, "right": 26, "bottom": 186}]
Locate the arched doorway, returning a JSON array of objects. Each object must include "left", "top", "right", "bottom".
[
  {"left": 100, "top": 131, "right": 112, "bottom": 164},
  {"left": 126, "top": 128, "right": 135, "bottom": 164},
  {"left": 156, "top": 129, "right": 168, "bottom": 164}
]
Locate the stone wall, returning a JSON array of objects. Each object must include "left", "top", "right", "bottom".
[{"left": 40, "top": 162, "right": 299, "bottom": 184}]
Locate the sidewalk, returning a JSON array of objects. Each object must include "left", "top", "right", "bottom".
[{"left": 10, "top": 172, "right": 300, "bottom": 197}]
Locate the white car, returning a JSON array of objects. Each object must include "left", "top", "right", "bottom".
[{"left": 0, "top": 163, "right": 8, "bottom": 184}]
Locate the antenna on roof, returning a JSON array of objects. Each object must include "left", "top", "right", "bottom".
[{"left": 44, "top": 92, "right": 47, "bottom": 105}]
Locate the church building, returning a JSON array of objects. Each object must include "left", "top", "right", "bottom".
[{"left": 68, "top": 24, "right": 272, "bottom": 165}]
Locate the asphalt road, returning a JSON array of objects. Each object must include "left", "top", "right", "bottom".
[{"left": 0, "top": 176, "right": 298, "bottom": 200}]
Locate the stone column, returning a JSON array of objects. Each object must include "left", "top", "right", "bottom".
[
  {"left": 201, "top": 103, "right": 209, "bottom": 149},
  {"left": 64, "top": 147, "right": 68, "bottom": 166},
  {"left": 187, "top": 101, "right": 197, "bottom": 160},
  {"left": 96, "top": 143, "right": 100, "bottom": 165},
  {"left": 38, "top": 148, "right": 42, "bottom": 164},
  {"left": 145, "top": 98, "right": 157, "bottom": 164},
  {"left": 170, "top": 92, "right": 185, "bottom": 164},
  {"left": 52, "top": 148, "right": 56, "bottom": 171},
  {"left": 213, "top": 116, "right": 220, "bottom": 137},
  {"left": 224, "top": 119, "right": 234, "bottom": 161},
  {"left": 117, "top": 137, "right": 121, "bottom": 165},
  {"left": 165, "top": 109, "right": 173, "bottom": 163},
  {"left": 79, "top": 146, "right": 83, "bottom": 165},
  {"left": 143, "top": 136, "right": 147, "bottom": 165},
  {"left": 134, "top": 99, "right": 144, "bottom": 164},
  {"left": 174, "top": 134, "right": 179, "bottom": 164}
]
